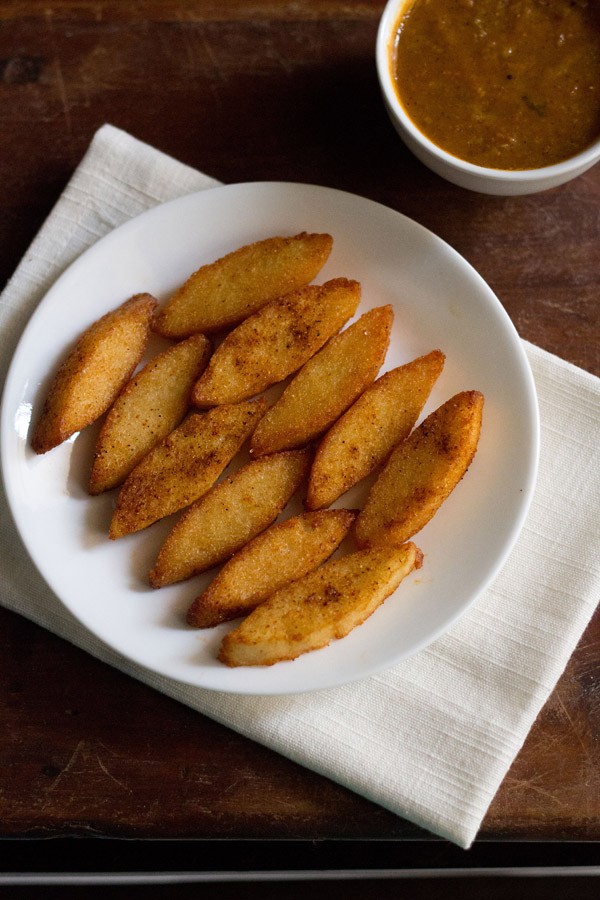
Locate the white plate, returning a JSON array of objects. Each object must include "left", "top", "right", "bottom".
[{"left": 1, "top": 182, "right": 539, "bottom": 695}]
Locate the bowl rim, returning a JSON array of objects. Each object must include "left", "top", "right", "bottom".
[{"left": 376, "top": 0, "right": 600, "bottom": 183}]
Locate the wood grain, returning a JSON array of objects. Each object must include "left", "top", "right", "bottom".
[{"left": 0, "top": 0, "right": 598, "bottom": 844}]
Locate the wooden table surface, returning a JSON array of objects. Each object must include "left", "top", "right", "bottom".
[{"left": 1, "top": 0, "right": 599, "bottom": 861}]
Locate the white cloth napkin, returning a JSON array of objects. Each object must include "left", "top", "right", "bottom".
[{"left": 1, "top": 125, "right": 599, "bottom": 849}]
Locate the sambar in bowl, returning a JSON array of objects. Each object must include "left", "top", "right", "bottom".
[{"left": 376, "top": 0, "right": 600, "bottom": 194}]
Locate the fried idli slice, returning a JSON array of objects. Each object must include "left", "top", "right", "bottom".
[
  {"left": 187, "top": 508, "right": 355, "bottom": 628},
  {"left": 354, "top": 391, "right": 484, "bottom": 549},
  {"left": 306, "top": 350, "right": 445, "bottom": 510},
  {"left": 149, "top": 448, "right": 311, "bottom": 588},
  {"left": 152, "top": 232, "right": 333, "bottom": 338},
  {"left": 109, "top": 398, "right": 265, "bottom": 539},
  {"left": 90, "top": 333, "right": 212, "bottom": 494},
  {"left": 219, "top": 541, "right": 423, "bottom": 667},
  {"left": 249, "top": 305, "right": 393, "bottom": 457},
  {"left": 31, "top": 293, "right": 157, "bottom": 454},
  {"left": 191, "top": 278, "right": 360, "bottom": 407}
]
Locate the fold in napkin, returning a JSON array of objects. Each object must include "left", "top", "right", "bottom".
[{"left": 1, "top": 125, "right": 599, "bottom": 848}]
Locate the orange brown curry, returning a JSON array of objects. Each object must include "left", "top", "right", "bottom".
[{"left": 391, "top": 0, "right": 600, "bottom": 170}]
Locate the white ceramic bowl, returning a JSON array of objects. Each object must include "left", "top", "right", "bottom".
[{"left": 376, "top": 0, "right": 600, "bottom": 196}]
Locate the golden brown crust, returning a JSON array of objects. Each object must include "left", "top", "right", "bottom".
[
  {"left": 152, "top": 232, "right": 333, "bottom": 338},
  {"left": 249, "top": 305, "right": 394, "bottom": 457},
  {"left": 191, "top": 278, "right": 360, "bottom": 407},
  {"left": 108, "top": 398, "right": 266, "bottom": 539},
  {"left": 306, "top": 349, "right": 446, "bottom": 509},
  {"left": 354, "top": 390, "right": 484, "bottom": 549},
  {"left": 89, "top": 333, "right": 212, "bottom": 494},
  {"left": 31, "top": 293, "right": 157, "bottom": 454},
  {"left": 218, "top": 541, "right": 423, "bottom": 667},
  {"left": 149, "top": 448, "right": 312, "bottom": 588},
  {"left": 186, "top": 508, "right": 356, "bottom": 628}
]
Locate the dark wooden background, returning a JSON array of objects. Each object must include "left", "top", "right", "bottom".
[{"left": 0, "top": 0, "right": 598, "bottom": 870}]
